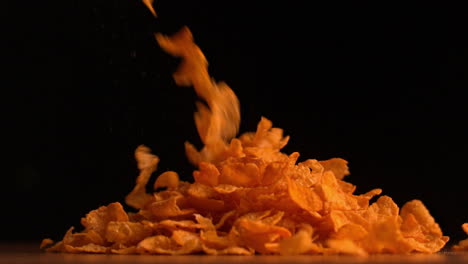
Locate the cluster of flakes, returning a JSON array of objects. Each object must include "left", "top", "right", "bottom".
[
  {"left": 42, "top": 117, "right": 449, "bottom": 255},
  {"left": 42, "top": 26, "right": 451, "bottom": 255}
]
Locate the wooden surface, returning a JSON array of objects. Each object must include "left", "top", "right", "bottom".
[{"left": 1, "top": 243, "right": 468, "bottom": 264}]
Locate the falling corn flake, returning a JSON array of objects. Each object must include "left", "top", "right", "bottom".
[{"left": 452, "top": 223, "right": 468, "bottom": 251}]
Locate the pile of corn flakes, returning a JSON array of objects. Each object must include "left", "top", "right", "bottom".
[{"left": 42, "top": 5, "right": 464, "bottom": 255}]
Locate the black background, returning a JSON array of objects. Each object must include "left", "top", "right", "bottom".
[{"left": 4, "top": 1, "right": 467, "bottom": 246}]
